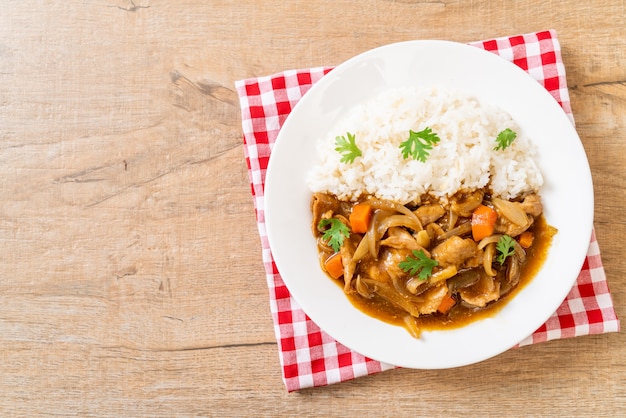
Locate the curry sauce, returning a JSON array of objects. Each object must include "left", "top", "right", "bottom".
[{"left": 342, "top": 215, "right": 556, "bottom": 332}]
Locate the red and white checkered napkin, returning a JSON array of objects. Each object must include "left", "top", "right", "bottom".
[{"left": 235, "top": 30, "right": 619, "bottom": 392}]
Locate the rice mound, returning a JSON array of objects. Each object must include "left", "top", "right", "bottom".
[{"left": 306, "top": 85, "right": 543, "bottom": 204}]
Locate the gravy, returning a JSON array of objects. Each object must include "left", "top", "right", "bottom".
[{"left": 342, "top": 215, "right": 557, "bottom": 333}]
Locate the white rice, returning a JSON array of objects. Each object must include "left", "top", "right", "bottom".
[{"left": 306, "top": 85, "right": 543, "bottom": 204}]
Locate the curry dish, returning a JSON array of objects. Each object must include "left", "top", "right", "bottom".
[{"left": 311, "top": 190, "right": 557, "bottom": 338}]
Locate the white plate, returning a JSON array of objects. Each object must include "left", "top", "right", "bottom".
[{"left": 264, "top": 40, "right": 593, "bottom": 369}]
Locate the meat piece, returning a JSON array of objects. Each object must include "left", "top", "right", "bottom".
[
  {"left": 450, "top": 190, "right": 484, "bottom": 217},
  {"left": 311, "top": 193, "right": 354, "bottom": 234},
  {"left": 431, "top": 236, "right": 480, "bottom": 269},
  {"left": 311, "top": 193, "right": 340, "bottom": 233},
  {"left": 356, "top": 246, "right": 413, "bottom": 286},
  {"left": 417, "top": 284, "right": 449, "bottom": 315},
  {"left": 520, "top": 194, "right": 543, "bottom": 217},
  {"left": 414, "top": 204, "right": 445, "bottom": 225},
  {"left": 458, "top": 272, "right": 500, "bottom": 308},
  {"left": 363, "top": 262, "right": 388, "bottom": 284},
  {"left": 494, "top": 216, "right": 532, "bottom": 237},
  {"left": 380, "top": 227, "right": 424, "bottom": 251},
  {"left": 426, "top": 222, "right": 445, "bottom": 241},
  {"left": 378, "top": 247, "right": 414, "bottom": 282},
  {"left": 493, "top": 198, "right": 531, "bottom": 237},
  {"left": 340, "top": 235, "right": 358, "bottom": 291}
]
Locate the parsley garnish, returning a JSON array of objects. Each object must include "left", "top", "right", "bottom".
[
  {"left": 495, "top": 234, "right": 515, "bottom": 264},
  {"left": 318, "top": 218, "right": 350, "bottom": 252},
  {"left": 398, "top": 250, "right": 439, "bottom": 281},
  {"left": 399, "top": 127, "right": 441, "bottom": 162},
  {"left": 334, "top": 132, "right": 362, "bottom": 164},
  {"left": 494, "top": 128, "right": 517, "bottom": 151}
]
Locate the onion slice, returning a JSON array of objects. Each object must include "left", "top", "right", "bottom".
[
  {"left": 477, "top": 234, "right": 504, "bottom": 250},
  {"left": 366, "top": 199, "right": 423, "bottom": 230},
  {"left": 482, "top": 242, "right": 497, "bottom": 276},
  {"left": 428, "top": 265, "right": 458, "bottom": 285},
  {"left": 447, "top": 269, "right": 480, "bottom": 291},
  {"left": 492, "top": 197, "right": 529, "bottom": 227},
  {"left": 437, "top": 221, "right": 472, "bottom": 241},
  {"left": 403, "top": 315, "right": 421, "bottom": 339},
  {"left": 355, "top": 275, "right": 375, "bottom": 299}
]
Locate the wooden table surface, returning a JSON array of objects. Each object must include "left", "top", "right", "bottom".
[{"left": 1, "top": 1, "right": 624, "bottom": 416}]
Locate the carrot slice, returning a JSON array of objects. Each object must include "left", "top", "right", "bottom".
[
  {"left": 518, "top": 231, "right": 534, "bottom": 248},
  {"left": 471, "top": 204, "right": 498, "bottom": 241},
  {"left": 324, "top": 253, "right": 344, "bottom": 279},
  {"left": 349, "top": 203, "right": 372, "bottom": 234},
  {"left": 437, "top": 292, "right": 457, "bottom": 314}
]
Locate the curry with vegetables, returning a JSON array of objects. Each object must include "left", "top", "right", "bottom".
[{"left": 311, "top": 190, "right": 557, "bottom": 338}]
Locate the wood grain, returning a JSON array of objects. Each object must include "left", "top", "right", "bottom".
[{"left": 0, "top": 1, "right": 624, "bottom": 416}]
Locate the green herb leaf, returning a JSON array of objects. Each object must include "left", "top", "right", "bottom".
[
  {"left": 495, "top": 234, "right": 516, "bottom": 264},
  {"left": 334, "top": 132, "right": 362, "bottom": 164},
  {"left": 318, "top": 218, "right": 350, "bottom": 252},
  {"left": 398, "top": 249, "right": 439, "bottom": 281},
  {"left": 399, "top": 127, "right": 441, "bottom": 162},
  {"left": 494, "top": 128, "right": 517, "bottom": 151}
]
